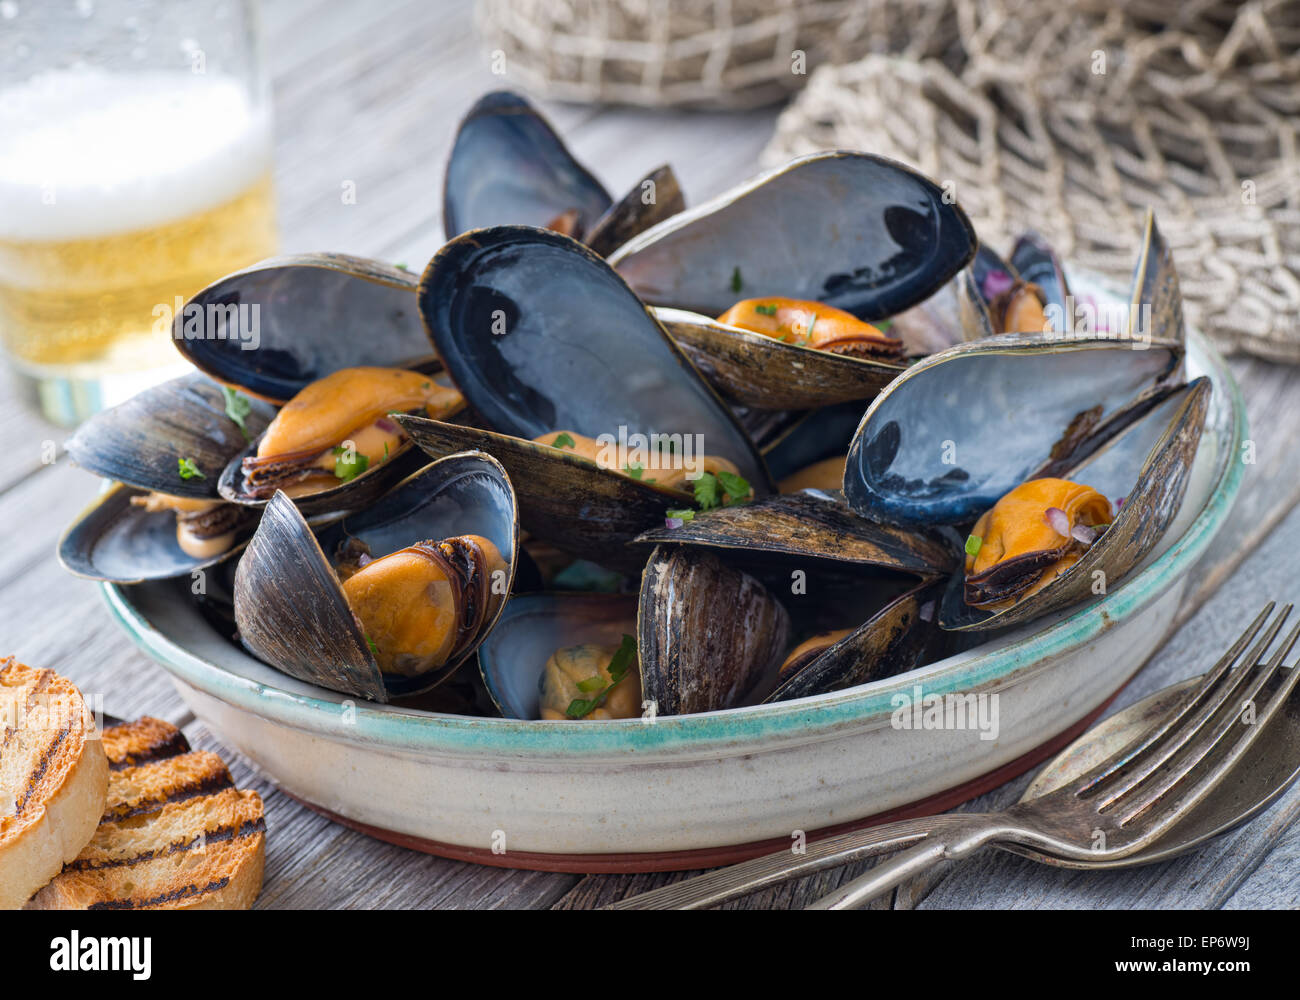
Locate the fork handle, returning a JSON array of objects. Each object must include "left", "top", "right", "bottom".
[{"left": 805, "top": 819, "right": 1003, "bottom": 910}]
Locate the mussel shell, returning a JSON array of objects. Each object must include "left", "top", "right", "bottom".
[
  {"left": 218, "top": 430, "right": 429, "bottom": 518},
  {"left": 634, "top": 490, "right": 957, "bottom": 579},
  {"left": 476, "top": 593, "right": 638, "bottom": 719},
  {"left": 1010, "top": 233, "right": 1069, "bottom": 324},
  {"left": 64, "top": 372, "right": 274, "bottom": 497},
  {"left": 1126, "top": 210, "right": 1183, "bottom": 349},
  {"left": 607, "top": 151, "right": 976, "bottom": 321},
  {"left": 395, "top": 416, "right": 683, "bottom": 573},
  {"left": 765, "top": 580, "right": 943, "bottom": 703},
  {"left": 637, "top": 545, "right": 790, "bottom": 716},
  {"left": 233, "top": 451, "right": 519, "bottom": 701},
  {"left": 957, "top": 269, "right": 996, "bottom": 342},
  {"left": 172, "top": 254, "right": 434, "bottom": 404},
  {"left": 57, "top": 483, "right": 253, "bottom": 584},
  {"left": 939, "top": 376, "right": 1210, "bottom": 631},
  {"left": 418, "top": 225, "right": 773, "bottom": 492},
  {"left": 843, "top": 336, "right": 1183, "bottom": 526},
  {"left": 968, "top": 243, "right": 1017, "bottom": 309},
  {"left": 584, "top": 165, "right": 686, "bottom": 259},
  {"left": 652, "top": 307, "right": 905, "bottom": 411},
  {"left": 443, "top": 91, "right": 611, "bottom": 240}
]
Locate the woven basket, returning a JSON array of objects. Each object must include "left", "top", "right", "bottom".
[
  {"left": 763, "top": 0, "right": 1300, "bottom": 362},
  {"left": 474, "top": 0, "right": 955, "bottom": 109}
]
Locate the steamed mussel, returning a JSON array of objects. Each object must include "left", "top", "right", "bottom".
[
  {"left": 60, "top": 373, "right": 274, "bottom": 583},
  {"left": 234, "top": 450, "right": 518, "bottom": 700},
  {"left": 229, "top": 366, "right": 463, "bottom": 501}
]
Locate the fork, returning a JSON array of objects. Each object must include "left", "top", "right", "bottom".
[
  {"left": 805, "top": 601, "right": 1300, "bottom": 908},
  {"left": 611, "top": 601, "right": 1300, "bottom": 910}
]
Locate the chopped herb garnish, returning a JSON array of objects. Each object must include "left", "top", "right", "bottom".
[
  {"left": 383, "top": 442, "right": 390, "bottom": 463},
  {"left": 365, "top": 635, "right": 379, "bottom": 654},
  {"left": 576, "top": 676, "right": 606, "bottom": 693},
  {"left": 805, "top": 314, "right": 818, "bottom": 339},
  {"left": 623, "top": 463, "right": 644, "bottom": 480},
  {"left": 965, "top": 534, "right": 982, "bottom": 557},
  {"left": 565, "top": 634, "right": 637, "bottom": 719},
  {"left": 177, "top": 457, "right": 204, "bottom": 480},
  {"left": 394, "top": 261, "right": 409, "bottom": 271},
  {"left": 876, "top": 319, "right": 893, "bottom": 332},
  {"left": 222, "top": 386, "right": 252, "bottom": 440},
  {"left": 693, "top": 472, "right": 721, "bottom": 510},
  {"left": 665, "top": 508, "right": 695, "bottom": 522},
  {"left": 755, "top": 303, "right": 778, "bottom": 316},
  {"left": 716, "top": 470, "right": 751, "bottom": 503},
  {"left": 730, "top": 266, "right": 742, "bottom": 294},
  {"left": 421, "top": 381, "right": 431, "bottom": 389},
  {"left": 551, "top": 432, "right": 576, "bottom": 450},
  {"left": 333, "top": 449, "right": 370, "bottom": 482}
]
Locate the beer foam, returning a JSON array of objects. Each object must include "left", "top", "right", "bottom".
[{"left": 0, "top": 68, "right": 273, "bottom": 241}]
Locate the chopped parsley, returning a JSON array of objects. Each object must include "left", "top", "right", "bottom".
[
  {"left": 665, "top": 508, "right": 695, "bottom": 521},
  {"left": 394, "top": 261, "right": 410, "bottom": 271},
  {"left": 222, "top": 386, "right": 253, "bottom": 440},
  {"left": 693, "top": 470, "right": 752, "bottom": 510},
  {"left": 566, "top": 634, "right": 637, "bottom": 719},
  {"left": 365, "top": 635, "right": 380, "bottom": 655},
  {"left": 623, "top": 462, "right": 644, "bottom": 480},
  {"left": 551, "top": 432, "right": 576, "bottom": 450},
  {"left": 177, "top": 457, "right": 204, "bottom": 480},
  {"left": 754, "top": 303, "right": 778, "bottom": 316},
  {"left": 693, "top": 472, "right": 721, "bottom": 510},
  {"left": 965, "top": 534, "right": 982, "bottom": 557},
  {"left": 730, "top": 266, "right": 743, "bottom": 294},
  {"left": 332, "top": 447, "right": 370, "bottom": 482}
]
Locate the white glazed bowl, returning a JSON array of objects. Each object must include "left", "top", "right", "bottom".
[{"left": 104, "top": 315, "right": 1245, "bottom": 872}]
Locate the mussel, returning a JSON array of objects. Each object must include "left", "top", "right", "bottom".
[
  {"left": 603, "top": 151, "right": 975, "bottom": 411},
  {"left": 171, "top": 253, "right": 435, "bottom": 403},
  {"left": 844, "top": 214, "right": 1209, "bottom": 630},
  {"left": 219, "top": 366, "right": 465, "bottom": 517},
  {"left": 60, "top": 374, "right": 274, "bottom": 583},
  {"left": 633, "top": 490, "right": 956, "bottom": 709},
  {"left": 443, "top": 91, "right": 684, "bottom": 254},
  {"left": 233, "top": 450, "right": 518, "bottom": 700},
  {"left": 403, "top": 225, "right": 773, "bottom": 570}
]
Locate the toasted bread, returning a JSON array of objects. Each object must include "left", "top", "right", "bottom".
[
  {"left": 27, "top": 717, "right": 265, "bottom": 910},
  {"left": 0, "top": 658, "right": 109, "bottom": 909}
]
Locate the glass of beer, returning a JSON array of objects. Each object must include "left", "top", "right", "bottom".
[{"left": 0, "top": 0, "right": 277, "bottom": 425}]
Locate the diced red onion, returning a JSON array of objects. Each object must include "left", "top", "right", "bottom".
[
  {"left": 665, "top": 517, "right": 684, "bottom": 530},
  {"left": 983, "top": 269, "right": 1015, "bottom": 299},
  {"left": 376, "top": 418, "right": 398, "bottom": 433},
  {"left": 1044, "top": 506, "right": 1070, "bottom": 537},
  {"left": 1071, "top": 524, "right": 1097, "bottom": 545},
  {"left": 919, "top": 600, "right": 935, "bottom": 623},
  {"left": 357, "top": 552, "right": 373, "bottom": 567}
]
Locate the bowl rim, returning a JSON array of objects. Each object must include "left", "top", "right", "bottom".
[{"left": 104, "top": 325, "right": 1247, "bottom": 759}]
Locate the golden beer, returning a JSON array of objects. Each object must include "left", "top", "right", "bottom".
[{"left": 0, "top": 68, "right": 277, "bottom": 407}]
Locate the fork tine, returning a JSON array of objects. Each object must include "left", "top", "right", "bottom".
[
  {"left": 1113, "top": 618, "right": 1300, "bottom": 828},
  {"left": 1090, "top": 604, "right": 1291, "bottom": 807},
  {"left": 1078, "top": 602, "right": 1278, "bottom": 798}
]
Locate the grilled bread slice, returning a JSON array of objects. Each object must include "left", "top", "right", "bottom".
[
  {"left": 27, "top": 717, "right": 265, "bottom": 910},
  {"left": 0, "top": 658, "right": 109, "bottom": 909}
]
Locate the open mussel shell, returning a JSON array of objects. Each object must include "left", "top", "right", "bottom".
[
  {"left": 939, "top": 377, "right": 1210, "bottom": 632},
  {"left": 765, "top": 579, "right": 944, "bottom": 703},
  {"left": 64, "top": 372, "right": 274, "bottom": 495},
  {"left": 607, "top": 151, "right": 976, "bottom": 321},
  {"left": 634, "top": 491, "right": 957, "bottom": 578},
  {"left": 637, "top": 546, "right": 790, "bottom": 716},
  {"left": 59, "top": 373, "right": 274, "bottom": 583},
  {"left": 651, "top": 307, "right": 905, "bottom": 411},
  {"left": 584, "top": 165, "right": 686, "bottom": 258},
  {"left": 477, "top": 593, "right": 637, "bottom": 719},
  {"left": 395, "top": 416, "right": 685, "bottom": 573},
  {"left": 443, "top": 90, "right": 612, "bottom": 240},
  {"left": 844, "top": 335, "right": 1184, "bottom": 527},
  {"left": 172, "top": 254, "right": 434, "bottom": 404},
  {"left": 418, "top": 225, "right": 773, "bottom": 492},
  {"left": 58, "top": 483, "right": 255, "bottom": 584},
  {"left": 233, "top": 451, "right": 519, "bottom": 701}
]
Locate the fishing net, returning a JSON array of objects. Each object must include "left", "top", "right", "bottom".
[{"left": 477, "top": 0, "right": 1300, "bottom": 360}]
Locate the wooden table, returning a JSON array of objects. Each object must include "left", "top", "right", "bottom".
[{"left": 4, "top": 0, "right": 1298, "bottom": 909}]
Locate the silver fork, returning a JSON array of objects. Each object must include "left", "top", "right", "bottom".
[
  {"left": 806, "top": 602, "right": 1300, "bottom": 908},
  {"left": 611, "top": 601, "right": 1300, "bottom": 910}
]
